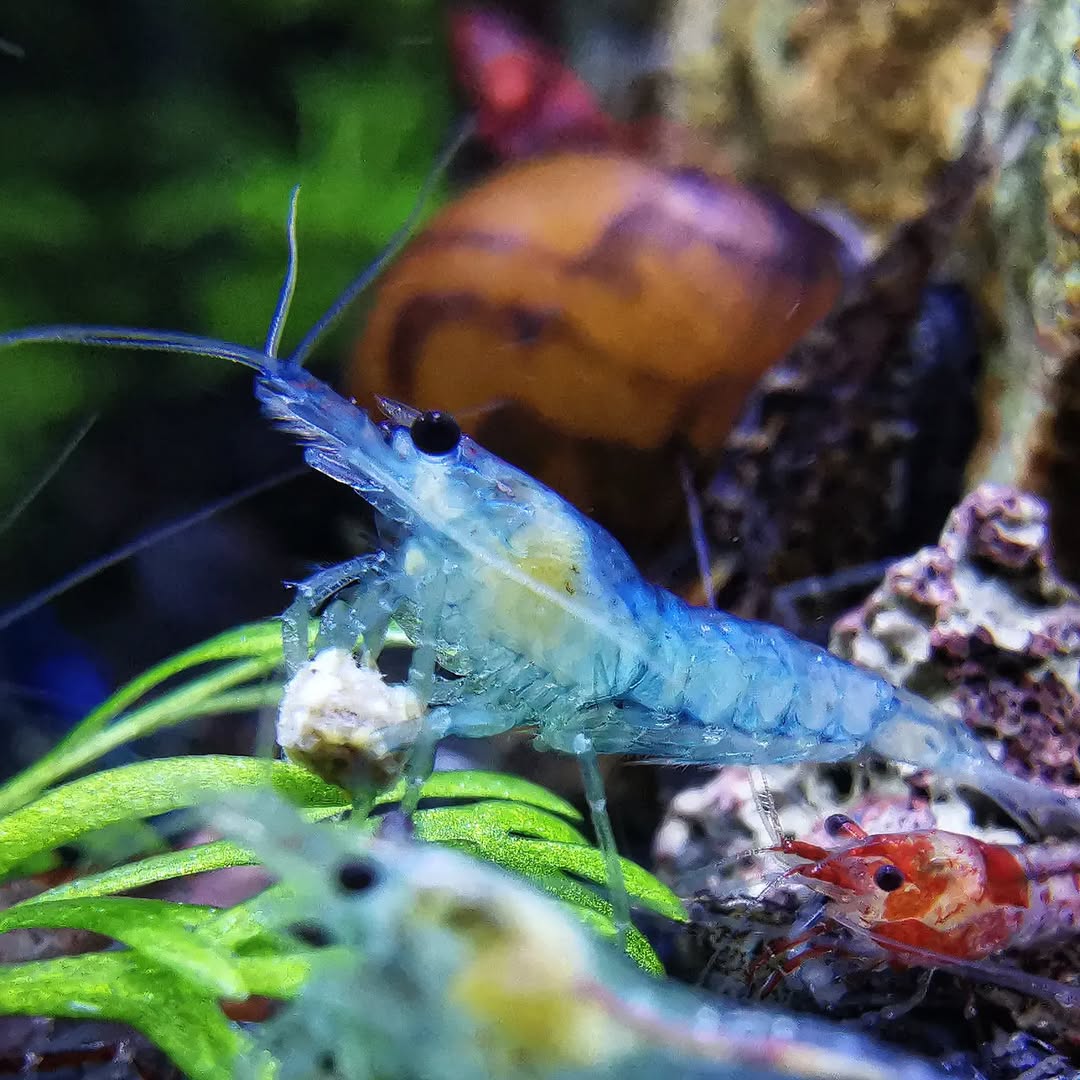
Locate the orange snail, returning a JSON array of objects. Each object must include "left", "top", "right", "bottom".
[{"left": 350, "top": 152, "right": 842, "bottom": 553}]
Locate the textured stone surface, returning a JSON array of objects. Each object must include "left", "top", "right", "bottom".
[
  {"left": 664, "top": 0, "right": 1009, "bottom": 237},
  {"left": 965, "top": 1, "right": 1080, "bottom": 584},
  {"left": 688, "top": 152, "right": 985, "bottom": 630},
  {"left": 832, "top": 484, "right": 1080, "bottom": 794}
]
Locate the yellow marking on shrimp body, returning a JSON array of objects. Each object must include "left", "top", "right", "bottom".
[
  {"left": 427, "top": 891, "right": 636, "bottom": 1071},
  {"left": 479, "top": 507, "right": 589, "bottom": 658}
]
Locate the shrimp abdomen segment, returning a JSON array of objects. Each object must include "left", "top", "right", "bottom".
[
  {"left": 619, "top": 610, "right": 895, "bottom": 765},
  {"left": 532, "top": 606, "right": 894, "bottom": 763}
]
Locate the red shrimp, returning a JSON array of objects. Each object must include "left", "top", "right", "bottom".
[
  {"left": 448, "top": 7, "right": 734, "bottom": 172},
  {"left": 752, "top": 814, "right": 1080, "bottom": 1004},
  {"left": 448, "top": 6, "right": 619, "bottom": 159}
]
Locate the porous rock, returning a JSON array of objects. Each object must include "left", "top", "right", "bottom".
[{"left": 832, "top": 484, "right": 1080, "bottom": 794}]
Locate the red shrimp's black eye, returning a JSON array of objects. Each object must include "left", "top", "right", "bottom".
[
  {"left": 336, "top": 857, "right": 380, "bottom": 893},
  {"left": 410, "top": 410, "right": 462, "bottom": 456},
  {"left": 874, "top": 864, "right": 904, "bottom": 892},
  {"left": 823, "top": 814, "right": 854, "bottom": 838}
]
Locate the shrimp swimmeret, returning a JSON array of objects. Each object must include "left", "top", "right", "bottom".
[{"left": 2, "top": 191, "right": 1078, "bottom": 934}]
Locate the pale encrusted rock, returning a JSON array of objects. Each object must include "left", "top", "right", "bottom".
[{"left": 832, "top": 485, "right": 1080, "bottom": 793}]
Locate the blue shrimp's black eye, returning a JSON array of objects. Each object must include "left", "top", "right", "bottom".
[
  {"left": 410, "top": 410, "right": 461, "bottom": 456},
  {"left": 824, "top": 814, "right": 854, "bottom": 838},
  {"left": 288, "top": 920, "right": 334, "bottom": 947},
  {"left": 874, "top": 864, "right": 904, "bottom": 892},
  {"left": 336, "top": 857, "right": 379, "bottom": 894}
]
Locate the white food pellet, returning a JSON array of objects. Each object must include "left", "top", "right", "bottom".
[{"left": 277, "top": 648, "right": 425, "bottom": 783}]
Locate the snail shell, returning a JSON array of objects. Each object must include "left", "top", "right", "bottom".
[{"left": 352, "top": 151, "right": 840, "bottom": 548}]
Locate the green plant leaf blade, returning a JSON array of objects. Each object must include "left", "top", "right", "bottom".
[
  {"left": 376, "top": 770, "right": 582, "bottom": 819},
  {"left": 21, "top": 806, "right": 349, "bottom": 907},
  {"left": 572, "top": 906, "right": 665, "bottom": 976},
  {"left": 495, "top": 837, "right": 687, "bottom": 922},
  {"left": 232, "top": 952, "right": 313, "bottom": 1000},
  {"left": 21, "top": 839, "right": 261, "bottom": 905},
  {"left": 62, "top": 620, "right": 287, "bottom": 748},
  {"left": 0, "top": 757, "right": 347, "bottom": 877},
  {"left": 0, "top": 953, "right": 245, "bottom": 1080},
  {"left": 414, "top": 801, "right": 588, "bottom": 845},
  {"left": 0, "top": 657, "right": 286, "bottom": 808},
  {"left": 0, "top": 897, "right": 245, "bottom": 997},
  {"left": 416, "top": 824, "right": 686, "bottom": 924},
  {"left": 443, "top": 838, "right": 667, "bottom": 973}
]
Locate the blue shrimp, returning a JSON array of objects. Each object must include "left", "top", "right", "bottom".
[
  {"left": 219, "top": 791, "right": 957, "bottom": 1080},
  {"left": 2, "top": 191, "right": 1078, "bottom": 935}
]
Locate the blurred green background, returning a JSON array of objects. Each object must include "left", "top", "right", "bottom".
[
  {"left": 1, "top": 0, "right": 450, "bottom": 506},
  {"left": 0, "top": 1, "right": 453, "bottom": 753}
]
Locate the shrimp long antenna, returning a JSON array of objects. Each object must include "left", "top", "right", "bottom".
[
  {"left": 287, "top": 116, "right": 475, "bottom": 369},
  {"left": 0, "top": 121, "right": 474, "bottom": 369},
  {"left": 265, "top": 185, "right": 301, "bottom": 359},
  {"left": 0, "top": 466, "right": 304, "bottom": 633},
  {"left": 0, "top": 413, "right": 97, "bottom": 535},
  {"left": 0, "top": 325, "right": 275, "bottom": 371}
]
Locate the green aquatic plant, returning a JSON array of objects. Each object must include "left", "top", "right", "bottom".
[{"left": 0, "top": 619, "right": 684, "bottom": 1078}]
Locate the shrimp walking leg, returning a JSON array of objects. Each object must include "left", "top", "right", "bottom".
[
  {"left": 573, "top": 732, "right": 631, "bottom": 943},
  {"left": 875, "top": 969, "right": 934, "bottom": 1023},
  {"left": 398, "top": 708, "right": 454, "bottom": 817},
  {"left": 397, "top": 571, "right": 450, "bottom": 818},
  {"left": 282, "top": 553, "right": 390, "bottom": 674}
]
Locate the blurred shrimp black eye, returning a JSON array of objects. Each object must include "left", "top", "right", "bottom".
[
  {"left": 823, "top": 814, "right": 854, "bottom": 838},
  {"left": 288, "top": 920, "right": 334, "bottom": 947},
  {"left": 874, "top": 864, "right": 904, "bottom": 892},
  {"left": 410, "top": 410, "right": 461, "bottom": 455},
  {"left": 336, "top": 857, "right": 379, "bottom": 893}
]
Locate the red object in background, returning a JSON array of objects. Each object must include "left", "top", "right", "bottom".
[
  {"left": 449, "top": 6, "right": 620, "bottom": 159},
  {"left": 448, "top": 6, "right": 734, "bottom": 175}
]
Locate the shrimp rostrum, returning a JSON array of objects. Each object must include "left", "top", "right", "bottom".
[{"left": 2, "top": 192, "right": 1078, "bottom": 928}]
